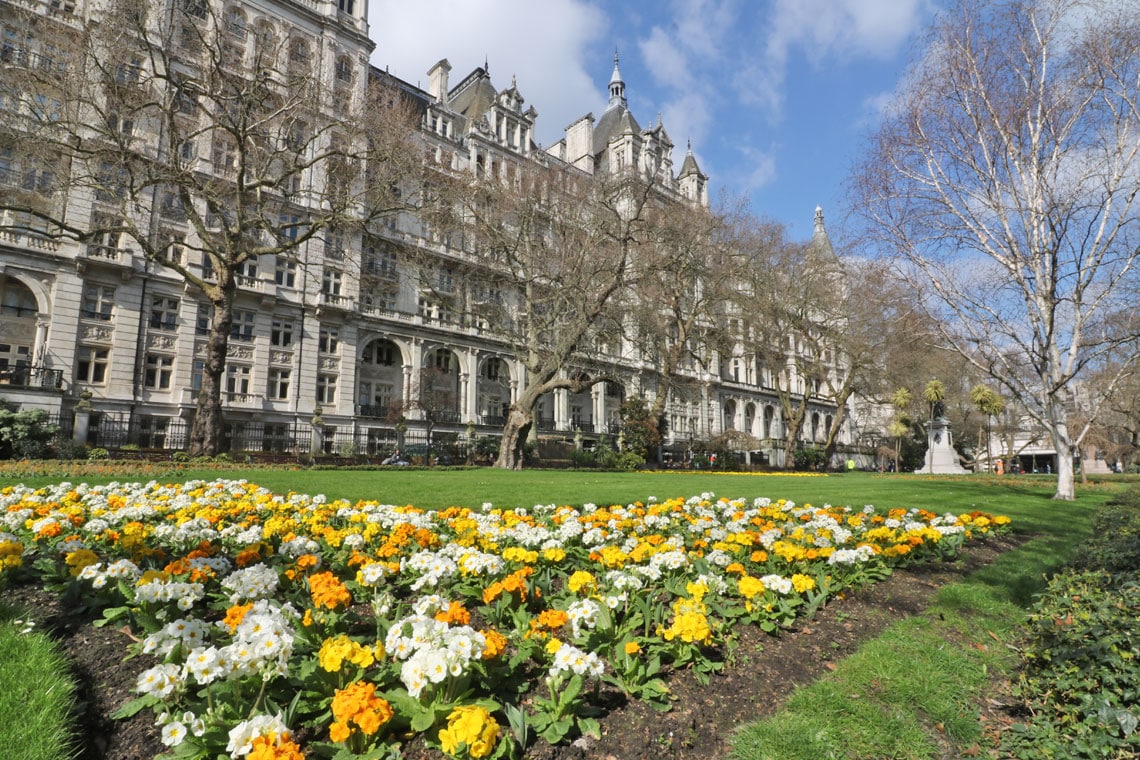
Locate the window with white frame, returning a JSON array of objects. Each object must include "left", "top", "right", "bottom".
[
  {"left": 316, "top": 373, "right": 337, "bottom": 404},
  {"left": 143, "top": 354, "right": 173, "bottom": 389},
  {"left": 274, "top": 256, "right": 296, "bottom": 287},
  {"left": 318, "top": 326, "right": 339, "bottom": 354},
  {"left": 270, "top": 318, "right": 294, "bottom": 347},
  {"left": 76, "top": 345, "right": 109, "bottom": 384},
  {"left": 322, "top": 268, "right": 343, "bottom": 296},
  {"left": 195, "top": 303, "right": 211, "bottom": 336},
  {"left": 267, "top": 368, "right": 290, "bottom": 400},
  {"left": 191, "top": 359, "right": 204, "bottom": 390},
  {"left": 149, "top": 296, "right": 179, "bottom": 331},
  {"left": 225, "top": 364, "right": 251, "bottom": 396},
  {"left": 81, "top": 284, "right": 115, "bottom": 320},
  {"left": 230, "top": 309, "right": 255, "bottom": 342}
]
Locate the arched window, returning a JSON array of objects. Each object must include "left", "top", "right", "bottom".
[{"left": 334, "top": 55, "right": 354, "bottom": 84}]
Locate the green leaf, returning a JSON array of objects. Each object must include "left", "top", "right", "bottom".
[{"left": 110, "top": 694, "right": 160, "bottom": 719}]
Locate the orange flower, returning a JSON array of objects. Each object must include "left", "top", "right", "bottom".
[
  {"left": 223, "top": 602, "right": 254, "bottom": 633},
  {"left": 434, "top": 601, "right": 472, "bottom": 626},
  {"left": 481, "top": 629, "right": 508, "bottom": 659},
  {"left": 309, "top": 571, "right": 352, "bottom": 610},
  {"left": 330, "top": 680, "right": 394, "bottom": 740}
]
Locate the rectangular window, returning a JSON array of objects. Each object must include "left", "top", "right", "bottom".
[
  {"left": 191, "top": 359, "right": 204, "bottom": 390},
  {"left": 267, "top": 368, "right": 291, "bottom": 400},
  {"left": 237, "top": 259, "right": 258, "bottom": 279},
  {"left": 318, "top": 326, "right": 338, "bottom": 354},
  {"left": 338, "top": 0, "right": 354, "bottom": 13},
  {"left": 76, "top": 345, "right": 109, "bottom": 384},
  {"left": 230, "top": 309, "right": 255, "bottom": 342},
  {"left": 274, "top": 256, "right": 296, "bottom": 287},
  {"left": 316, "top": 374, "right": 337, "bottom": 404},
  {"left": 149, "top": 296, "right": 179, "bottom": 331},
  {"left": 225, "top": 364, "right": 251, "bottom": 395},
  {"left": 270, "top": 318, "right": 294, "bottom": 347},
  {"left": 362, "top": 343, "right": 394, "bottom": 365},
  {"left": 81, "top": 284, "right": 115, "bottom": 320},
  {"left": 195, "top": 304, "right": 210, "bottom": 336},
  {"left": 321, "top": 269, "right": 342, "bottom": 296},
  {"left": 143, "top": 354, "right": 173, "bottom": 389}
]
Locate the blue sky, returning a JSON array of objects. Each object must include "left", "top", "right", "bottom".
[{"left": 367, "top": 0, "right": 937, "bottom": 241}]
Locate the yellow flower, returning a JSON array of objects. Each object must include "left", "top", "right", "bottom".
[
  {"left": 738, "top": 575, "right": 766, "bottom": 600},
  {"left": 791, "top": 574, "right": 815, "bottom": 594},
  {"left": 624, "top": 641, "right": 642, "bottom": 655},
  {"left": 545, "top": 638, "right": 563, "bottom": 655},
  {"left": 438, "top": 705, "right": 500, "bottom": 759},
  {"left": 64, "top": 548, "right": 99, "bottom": 576},
  {"left": 567, "top": 570, "right": 596, "bottom": 594}
]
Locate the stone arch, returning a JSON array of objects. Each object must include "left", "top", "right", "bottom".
[
  {"left": 763, "top": 405, "right": 776, "bottom": 439},
  {"left": 420, "top": 346, "right": 461, "bottom": 421},
  {"left": 476, "top": 355, "right": 511, "bottom": 425},
  {"left": 744, "top": 402, "right": 757, "bottom": 437},
  {"left": 0, "top": 274, "right": 45, "bottom": 368},
  {"left": 723, "top": 398, "right": 737, "bottom": 431},
  {"left": 356, "top": 337, "right": 404, "bottom": 417},
  {"left": 811, "top": 411, "right": 821, "bottom": 442}
]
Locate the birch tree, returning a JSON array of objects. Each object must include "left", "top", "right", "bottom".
[{"left": 852, "top": 0, "right": 1140, "bottom": 499}]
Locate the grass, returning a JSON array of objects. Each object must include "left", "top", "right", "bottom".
[
  {"left": 0, "top": 467, "right": 1122, "bottom": 759},
  {"left": 730, "top": 483, "right": 1111, "bottom": 760},
  {"left": 0, "top": 601, "right": 78, "bottom": 760}
]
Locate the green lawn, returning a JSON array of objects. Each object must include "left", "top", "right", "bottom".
[{"left": 0, "top": 468, "right": 1121, "bottom": 759}]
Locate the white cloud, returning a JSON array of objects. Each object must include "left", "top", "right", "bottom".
[
  {"left": 741, "top": 0, "right": 928, "bottom": 115},
  {"left": 367, "top": 0, "right": 606, "bottom": 146}
]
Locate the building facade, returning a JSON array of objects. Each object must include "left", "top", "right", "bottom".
[{"left": 0, "top": 0, "right": 850, "bottom": 463}]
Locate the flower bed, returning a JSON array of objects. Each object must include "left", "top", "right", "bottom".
[{"left": 0, "top": 480, "right": 1010, "bottom": 759}]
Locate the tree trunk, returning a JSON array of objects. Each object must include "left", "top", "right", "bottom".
[
  {"left": 1049, "top": 408, "right": 1076, "bottom": 500},
  {"left": 187, "top": 295, "right": 233, "bottom": 457},
  {"left": 497, "top": 406, "right": 534, "bottom": 470},
  {"left": 782, "top": 414, "right": 804, "bottom": 469}
]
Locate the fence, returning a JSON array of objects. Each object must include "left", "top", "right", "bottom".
[{"left": 63, "top": 413, "right": 474, "bottom": 463}]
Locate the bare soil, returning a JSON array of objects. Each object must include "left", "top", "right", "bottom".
[{"left": 2, "top": 535, "right": 1021, "bottom": 760}]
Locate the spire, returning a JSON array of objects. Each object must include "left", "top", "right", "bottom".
[
  {"left": 608, "top": 50, "right": 626, "bottom": 109},
  {"left": 811, "top": 205, "right": 838, "bottom": 263}
]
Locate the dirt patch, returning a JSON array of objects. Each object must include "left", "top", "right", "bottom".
[{"left": 3, "top": 535, "right": 1021, "bottom": 760}]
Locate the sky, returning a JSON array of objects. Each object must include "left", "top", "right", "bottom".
[{"left": 366, "top": 0, "right": 938, "bottom": 242}]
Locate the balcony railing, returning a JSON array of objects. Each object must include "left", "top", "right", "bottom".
[
  {"left": 356, "top": 404, "right": 392, "bottom": 419},
  {"left": 0, "top": 366, "right": 64, "bottom": 389}
]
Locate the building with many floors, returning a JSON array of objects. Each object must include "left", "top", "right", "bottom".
[{"left": 0, "top": 0, "right": 851, "bottom": 463}]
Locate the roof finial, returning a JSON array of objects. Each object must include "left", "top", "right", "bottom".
[
  {"left": 484, "top": 55, "right": 489, "bottom": 74},
  {"left": 608, "top": 49, "right": 626, "bottom": 109}
]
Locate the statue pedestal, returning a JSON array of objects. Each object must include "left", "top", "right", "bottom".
[{"left": 921, "top": 417, "right": 967, "bottom": 473}]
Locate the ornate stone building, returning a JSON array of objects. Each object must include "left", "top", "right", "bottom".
[{"left": 0, "top": 0, "right": 849, "bottom": 463}]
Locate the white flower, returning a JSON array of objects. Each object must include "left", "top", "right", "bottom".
[{"left": 161, "top": 721, "right": 187, "bottom": 747}]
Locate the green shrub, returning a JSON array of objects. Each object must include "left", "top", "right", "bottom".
[
  {"left": 49, "top": 439, "right": 88, "bottom": 461},
  {"left": 1002, "top": 488, "right": 1140, "bottom": 758},
  {"left": 87, "top": 447, "right": 109, "bottom": 460},
  {"left": 614, "top": 451, "right": 645, "bottom": 471},
  {"left": 0, "top": 407, "right": 59, "bottom": 460},
  {"left": 792, "top": 447, "right": 827, "bottom": 470},
  {"left": 213, "top": 453, "right": 233, "bottom": 463},
  {"left": 172, "top": 451, "right": 190, "bottom": 463},
  {"left": 569, "top": 449, "right": 595, "bottom": 468}
]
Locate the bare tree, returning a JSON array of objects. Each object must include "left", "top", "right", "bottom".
[
  {"left": 0, "top": 0, "right": 420, "bottom": 454},
  {"left": 625, "top": 195, "right": 743, "bottom": 455},
  {"left": 733, "top": 221, "right": 845, "bottom": 468},
  {"left": 852, "top": 0, "right": 1140, "bottom": 499},
  {"left": 431, "top": 161, "right": 655, "bottom": 469}
]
